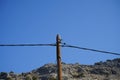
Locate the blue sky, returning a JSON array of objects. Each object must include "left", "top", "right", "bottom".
[{"left": 0, "top": 0, "right": 120, "bottom": 73}]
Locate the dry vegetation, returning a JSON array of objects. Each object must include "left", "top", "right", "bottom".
[{"left": 0, "top": 58, "right": 120, "bottom": 80}]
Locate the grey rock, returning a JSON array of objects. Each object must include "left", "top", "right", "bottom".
[{"left": 0, "top": 58, "right": 120, "bottom": 80}]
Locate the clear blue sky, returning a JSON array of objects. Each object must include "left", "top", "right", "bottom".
[{"left": 0, "top": 0, "right": 120, "bottom": 73}]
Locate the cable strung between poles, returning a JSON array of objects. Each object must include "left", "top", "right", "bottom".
[
  {"left": 61, "top": 44, "right": 120, "bottom": 56},
  {"left": 0, "top": 44, "right": 56, "bottom": 47},
  {"left": 0, "top": 43, "right": 120, "bottom": 56}
]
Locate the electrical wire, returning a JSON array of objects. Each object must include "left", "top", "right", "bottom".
[
  {"left": 61, "top": 44, "right": 120, "bottom": 56},
  {"left": 0, "top": 43, "right": 120, "bottom": 56},
  {"left": 0, "top": 44, "right": 56, "bottom": 47}
]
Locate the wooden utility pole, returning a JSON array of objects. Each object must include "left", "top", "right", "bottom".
[{"left": 56, "top": 34, "right": 62, "bottom": 80}]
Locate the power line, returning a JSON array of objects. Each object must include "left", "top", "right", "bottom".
[
  {"left": 0, "top": 44, "right": 56, "bottom": 47},
  {"left": 61, "top": 44, "right": 120, "bottom": 56},
  {"left": 0, "top": 43, "right": 120, "bottom": 56}
]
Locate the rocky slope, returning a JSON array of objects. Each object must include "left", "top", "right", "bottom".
[{"left": 0, "top": 58, "right": 120, "bottom": 80}]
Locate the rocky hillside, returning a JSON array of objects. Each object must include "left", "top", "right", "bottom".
[{"left": 0, "top": 58, "right": 120, "bottom": 80}]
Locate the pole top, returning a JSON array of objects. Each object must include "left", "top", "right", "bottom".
[
  {"left": 56, "top": 34, "right": 60, "bottom": 39},
  {"left": 56, "top": 34, "right": 59, "bottom": 37},
  {"left": 56, "top": 34, "right": 61, "bottom": 42}
]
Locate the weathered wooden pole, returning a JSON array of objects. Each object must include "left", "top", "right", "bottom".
[{"left": 56, "top": 34, "right": 62, "bottom": 80}]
